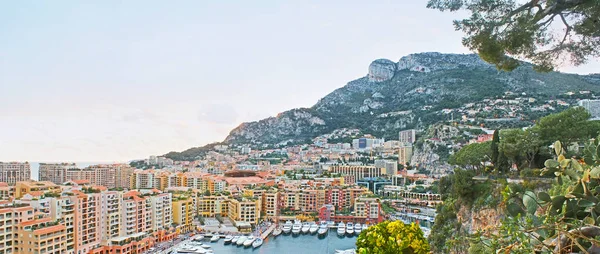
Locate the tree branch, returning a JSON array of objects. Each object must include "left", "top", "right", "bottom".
[{"left": 559, "top": 13, "right": 573, "bottom": 46}]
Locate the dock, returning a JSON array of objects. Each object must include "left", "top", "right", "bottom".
[{"left": 259, "top": 224, "right": 276, "bottom": 239}]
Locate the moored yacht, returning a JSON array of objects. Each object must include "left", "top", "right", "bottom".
[
  {"left": 273, "top": 226, "right": 283, "bottom": 236},
  {"left": 224, "top": 235, "right": 233, "bottom": 244},
  {"left": 231, "top": 236, "right": 240, "bottom": 245},
  {"left": 210, "top": 235, "right": 219, "bottom": 242},
  {"left": 346, "top": 222, "right": 354, "bottom": 235},
  {"left": 252, "top": 238, "right": 263, "bottom": 248},
  {"left": 301, "top": 222, "right": 310, "bottom": 234},
  {"left": 354, "top": 223, "right": 362, "bottom": 235},
  {"left": 309, "top": 222, "right": 319, "bottom": 234},
  {"left": 243, "top": 236, "right": 256, "bottom": 247},
  {"left": 282, "top": 220, "right": 293, "bottom": 234},
  {"left": 318, "top": 221, "right": 328, "bottom": 236},
  {"left": 337, "top": 222, "right": 346, "bottom": 236},
  {"left": 236, "top": 236, "right": 247, "bottom": 246},
  {"left": 292, "top": 220, "right": 302, "bottom": 235}
]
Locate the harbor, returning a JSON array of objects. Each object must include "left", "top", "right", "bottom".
[{"left": 164, "top": 220, "right": 366, "bottom": 254}]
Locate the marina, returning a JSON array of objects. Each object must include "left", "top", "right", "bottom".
[{"left": 168, "top": 227, "right": 358, "bottom": 254}]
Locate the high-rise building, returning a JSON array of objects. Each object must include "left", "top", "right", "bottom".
[
  {"left": 150, "top": 192, "right": 172, "bottom": 231},
  {"left": 375, "top": 160, "right": 398, "bottom": 175},
  {"left": 578, "top": 99, "right": 600, "bottom": 120},
  {"left": 0, "top": 162, "right": 31, "bottom": 185},
  {"left": 67, "top": 190, "right": 102, "bottom": 254},
  {"left": 100, "top": 191, "right": 122, "bottom": 244},
  {"left": 172, "top": 197, "right": 194, "bottom": 233},
  {"left": 399, "top": 129, "right": 417, "bottom": 144},
  {"left": 121, "top": 191, "right": 152, "bottom": 236},
  {"left": 67, "top": 164, "right": 133, "bottom": 189},
  {"left": 0, "top": 204, "right": 35, "bottom": 253},
  {"left": 39, "top": 163, "right": 76, "bottom": 184},
  {"left": 398, "top": 144, "right": 413, "bottom": 166}
]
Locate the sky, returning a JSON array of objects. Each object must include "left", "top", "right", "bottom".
[{"left": 1, "top": 1, "right": 598, "bottom": 162}]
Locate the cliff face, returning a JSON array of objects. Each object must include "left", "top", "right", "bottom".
[{"left": 457, "top": 205, "right": 503, "bottom": 234}]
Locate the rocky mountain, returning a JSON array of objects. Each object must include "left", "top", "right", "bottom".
[{"left": 166, "top": 52, "right": 600, "bottom": 160}]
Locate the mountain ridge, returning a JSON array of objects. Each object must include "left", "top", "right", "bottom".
[{"left": 165, "top": 52, "right": 600, "bottom": 160}]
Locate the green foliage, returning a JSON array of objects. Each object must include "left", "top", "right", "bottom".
[
  {"left": 476, "top": 138, "right": 600, "bottom": 253},
  {"left": 536, "top": 107, "right": 599, "bottom": 148},
  {"left": 356, "top": 220, "right": 430, "bottom": 254},
  {"left": 499, "top": 128, "right": 542, "bottom": 169},
  {"left": 428, "top": 0, "right": 600, "bottom": 71},
  {"left": 449, "top": 141, "right": 492, "bottom": 171},
  {"left": 491, "top": 130, "right": 500, "bottom": 166}
]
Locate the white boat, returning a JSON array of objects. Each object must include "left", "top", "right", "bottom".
[
  {"left": 301, "top": 222, "right": 310, "bottom": 234},
  {"left": 292, "top": 220, "right": 302, "bottom": 235},
  {"left": 309, "top": 223, "right": 319, "bottom": 234},
  {"left": 231, "top": 236, "right": 239, "bottom": 244},
  {"left": 273, "top": 226, "right": 283, "bottom": 236},
  {"left": 200, "top": 243, "right": 211, "bottom": 249},
  {"left": 337, "top": 222, "right": 346, "bottom": 236},
  {"left": 243, "top": 236, "right": 255, "bottom": 247},
  {"left": 223, "top": 235, "right": 233, "bottom": 244},
  {"left": 335, "top": 249, "right": 357, "bottom": 254},
  {"left": 362, "top": 224, "right": 368, "bottom": 231},
  {"left": 252, "top": 238, "right": 263, "bottom": 248},
  {"left": 194, "top": 235, "right": 204, "bottom": 241},
  {"left": 282, "top": 221, "right": 293, "bottom": 234},
  {"left": 354, "top": 223, "right": 362, "bottom": 235},
  {"left": 346, "top": 222, "right": 354, "bottom": 235},
  {"left": 236, "top": 236, "right": 247, "bottom": 246},
  {"left": 318, "top": 221, "right": 328, "bottom": 236},
  {"left": 210, "top": 235, "right": 219, "bottom": 242}
]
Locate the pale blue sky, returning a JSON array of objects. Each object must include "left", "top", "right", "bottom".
[{"left": 1, "top": 1, "right": 598, "bottom": 162}]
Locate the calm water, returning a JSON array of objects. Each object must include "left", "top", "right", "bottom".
[{"left": 205, "top": 232, "right": 357, "bottom": 254}]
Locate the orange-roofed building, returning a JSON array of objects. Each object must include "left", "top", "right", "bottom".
[
  {"left": 15, "top": 217, "right": 67, "bottom": 254},
  {"left": 14, "top": 181, "right": 60, "bottom": 198},
  {"left": 0, "top": 204, "right": 35, "bottom": 253}
]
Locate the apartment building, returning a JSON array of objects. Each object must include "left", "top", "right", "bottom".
[
  {"left": 121, "top": 191, "right": 152, "bottom": 236},
  {"left": 354, "top": 197, "right": 384, "bottom": 224},
  {"left": 328, "top": 165, "right": 382, "bottom": 180},
  {"left": 0, "top": 204, "right": 35, "bottom": 254},
  {"left": 150, "top": 192, "right": 172, "bottom": 231},
  {"left": 100, "top": 191, "right": 122, "bottom": 244},
  {"left": 0, "top": 183, "right": 14, "bottom": 200},
  {"left": 0, "top": 162, "right": 31, "bottom": 185},
  {"left": 67, "top": 164, "right": 134, "bottom": 189},
  {"left": 197, "top": 195, "right": 229, "bottom": 217},
  {"left": 65, "top": 190, "right": 102, "bottom": 254},
  {"left": 399, "top": 129, "right": 417, "bottom": 144},
  {"left": 264, "top": 191, "right": 279, "bottom": 217},
  {"left": 228, "top": 197, "right": 261, "bottom": 226},
  {"left": 172, "top": 197, "right": 194, "bottom": 233},
  {"left": 15, "top": 217, "right": 68, "bottom": 254},
  {"left": 39, "top": 163, "right": 76, "bottom": 184},
  {"left": 14, "top": 181, "right": 60, "bottom": 198},
  {"left": 130, "top": 170, "right": 160, "bottom": 189},
  {"left": 398, "top": 144, "right": 413, "bottom": 166}
]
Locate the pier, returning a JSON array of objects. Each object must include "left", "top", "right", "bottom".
[{"left": 259, "top": 224, "right": 276, "bottom": 239}]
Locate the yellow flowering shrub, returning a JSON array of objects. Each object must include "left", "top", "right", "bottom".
[{"left": 356, "top": 221, "right": 430, "bottom": 254}]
